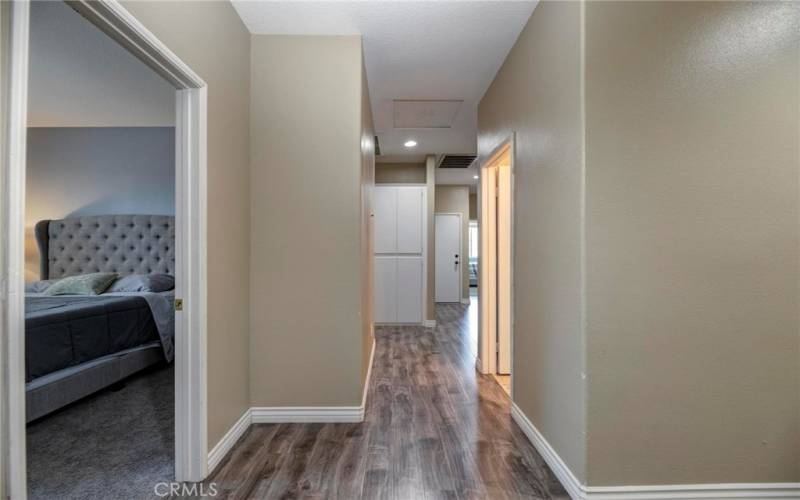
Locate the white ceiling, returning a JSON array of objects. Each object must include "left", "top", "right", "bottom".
[
  {"left": 28, "top": 1, "right": 174, "bottom": 127},
  {"left": 232, "top": 0, "right": 537, "bottom": 159}
]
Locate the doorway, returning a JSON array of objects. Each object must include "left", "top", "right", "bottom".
[
  {"left": 1, "top": 1, "right": 209, "bottom": 497},
  {"left": 435, "top": 213, "right": 462, "bottom": 303},
  {"left": 479, "top": 139, "right": 513, "bottom": 396}
]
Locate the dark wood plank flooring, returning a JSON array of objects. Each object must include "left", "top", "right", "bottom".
[{"left": 206, "top": 303, "right": 568, "bottom": 499}]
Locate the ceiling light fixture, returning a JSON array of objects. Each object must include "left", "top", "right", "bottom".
[
  {"left": 404, "top": 140, "right": 417, "bottom": 148},
  {"left": 473, "top": 175, "right": 479, "bottom": 179}
]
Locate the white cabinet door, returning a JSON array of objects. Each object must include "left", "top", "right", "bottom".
[
  {"left": 374, "top": 256, "right": 397, "bottom": 322},
  {"left": 396, "top": 187, "right": 423, "bottom": 254},
  {"left": 396, "top": 256, "right": 422, "bottom": 323},
  {"left": 373, "top": 185, "right": 425, "bottom": 324},
  {"left": 374, "top": 186, "right": 397, "bottom": 253}
]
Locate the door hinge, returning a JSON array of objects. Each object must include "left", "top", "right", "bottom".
[{"left": 174, "top": 298, "right": 183, "bottom": 311}]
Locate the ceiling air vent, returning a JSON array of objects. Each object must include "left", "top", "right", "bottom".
[{"left": 439, "top": 155, "right": 476, "bottom": 168}]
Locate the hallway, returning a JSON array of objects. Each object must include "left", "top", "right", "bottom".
[{"left": 208, "top": 303, "right": 567, "bottom": 499}]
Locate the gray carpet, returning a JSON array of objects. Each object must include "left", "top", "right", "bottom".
[{"left": 27, "top": 364, "right": 174, "bottom": 500}]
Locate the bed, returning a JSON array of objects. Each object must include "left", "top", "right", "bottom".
[{"left": 26, "top": 215, "right": 175, "bottom": 422}]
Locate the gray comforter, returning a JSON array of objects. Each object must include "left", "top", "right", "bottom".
[
  {"left": 25, "top": 291, "right": 174, "bottom": 382},
  {"left": 103, "top": 291, "right": 175, "bottom": 361}
]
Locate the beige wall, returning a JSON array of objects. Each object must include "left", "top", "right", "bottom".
[
  {"left": 425, "top": 156, "right": 436, "bottom": 322},
  {"left": 375, "top": 162, "right": 425, "bottom": 184},
  {"left": 121, "top": 0, "right": 252, "bottom": 447},
  {"left": 481, "top": 0, "right": 800, "bottom": 487},
  {"left": 435, "top": 185, "right": 470, "bottom": 300},
  {"left": 359, "top": 56, "right": 375, "bottom": 384},
  {"left": 478, "top": 0, "right": 586, "bottom": 481},
  {"left": 249, "top": 35, "right": 369, "bottom": 407},
  {"left": 584, "top": 1, "right": 800, "bottom": 485}
]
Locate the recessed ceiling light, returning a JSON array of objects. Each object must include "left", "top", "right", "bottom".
[
  {"left": 473, "top": 175, "right": 479, "bottom": 179},
  {"left": 404, "top": 140, "right": 417, "bottom": 148}
]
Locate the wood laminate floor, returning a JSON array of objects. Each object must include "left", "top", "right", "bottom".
[
  {"left": 207, "top": 303, "right": 568, "bottom": 499},
  {"left": 492, "top": 374, "right": 511, "bottom": 396}
]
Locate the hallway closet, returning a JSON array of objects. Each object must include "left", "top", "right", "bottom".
[{"left": 373, "top": 185, "right": 426, "bottom": 323}]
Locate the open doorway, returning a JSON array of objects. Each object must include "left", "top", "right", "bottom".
[
  {"left": 23, "top": 2, "right": 177, "bottom": 497},
  {"left": 479, "top": 139, "right": 512, "bottom": 396},
  {"left": 469, "top": 219, "right": 478, "bottom": 298},
  {"left": 2, "top": 1, "right": 209, "bottom": 497}
]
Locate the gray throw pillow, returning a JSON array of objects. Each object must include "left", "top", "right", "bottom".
[
  {"left": 44, "top": 272, "right": 118, "bottom": 296},
  {"left": 25, "top": 279, "right": 59, "bottom": 293},
  {"left": 107, "top": 273, "right": 175, "bottom": 293}
]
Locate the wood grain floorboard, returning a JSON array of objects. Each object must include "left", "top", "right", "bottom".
[{"left": 205, "top": 303, "right": 569, "bottom": 499}]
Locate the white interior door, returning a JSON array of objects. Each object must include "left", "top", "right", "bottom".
[
  {"left": 480, "top": 168, "right": 497, "bottom": 375},
  {"left": 497, "top": 164, "right": 512, "bottom": 374},
  {"left": 374, "top": 256, "right": 397, "bottom": 322},
  {"left": 396, "top": 256, "right": 422, "bottom": 322},
  {"left": 435, "top": 213, "right": 461, "bottom": 302},
  {"left": 374, "top": 186, "right": 397, "bottom": 253},
  {"left": 396, "top": 186, "right": 423, "bottom": 253}
]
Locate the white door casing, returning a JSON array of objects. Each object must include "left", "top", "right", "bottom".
[
  {"left": 1, "top": 2, "right": 210, "bottom": 496},
  {"left": 497, "top": 162, "right": 512, "bottom": 374},
  {"left": 435, "top": 213, "right": 461, "bottom": 303},
  {"left": 478, "top": 135, "right": 514, "bottom": 390}
]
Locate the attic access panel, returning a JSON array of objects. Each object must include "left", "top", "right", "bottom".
[{"left": 393, "top": 99, "right": 462, "bottom": 129}]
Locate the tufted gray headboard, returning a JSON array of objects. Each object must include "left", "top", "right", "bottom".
[{"left": 35, "top": 215, "right": 175, "bottom": 280}]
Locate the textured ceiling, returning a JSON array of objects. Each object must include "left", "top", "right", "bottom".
[
  {"left": 393, "top": 100, "right": 463, "bottom": 129},
  {"left": 232, "top": 1, "right": 537, "bottom": 159}
]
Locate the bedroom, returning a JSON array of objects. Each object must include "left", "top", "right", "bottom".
[{"left": 23, "top": 1, "right": 178, "bottom": 497}]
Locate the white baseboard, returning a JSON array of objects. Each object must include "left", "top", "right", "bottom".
[
  {"left": 585, "top": 483, "right": 800, "bottom": 499},
  {"left": 461, "top": 298, "right": 470, "bottom": 305},
  {"left": 510, "top": 403, "right": 584, "bottom": 499},
  {"left": 207, "top": 408, "right": 251, "bottom": 474},
  {"left": 251, "top": 406, "right": 364, "bottom": 423},
  {"left": 206, "top": 338, "right": 376, "bottom": 475},
  {"left": 510, "top": 403, "right": 800, "bottom": 500},
  {"left": 423, "top": 319, "right": 437, "bottom": 328},
  {"left": 251, "top": 338, "right": 375, "bottom": 424},
  {"left": 251, "top": 340, "right": 375, "bottom": 424}
]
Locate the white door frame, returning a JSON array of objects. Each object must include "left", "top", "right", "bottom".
[
  {"left": 434, "top": 212, "right": 463, "bottom": 303},
  {"left": 0, "top": 1, "right": 209, "bottom": 496},
  {"left": 477, "top": 135, "right": 515, "bottom": 395}
]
